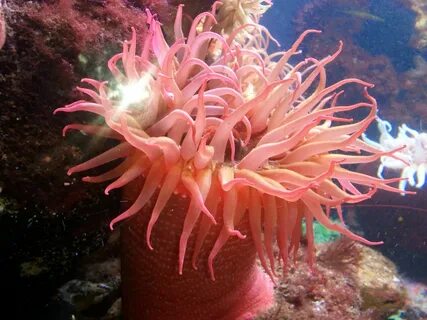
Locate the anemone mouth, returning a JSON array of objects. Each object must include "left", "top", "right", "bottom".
[{"left": 55, "top": 3, "right": 407, "bottom": 280}]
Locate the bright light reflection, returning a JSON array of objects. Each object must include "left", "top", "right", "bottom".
[{"left": 111, "top": 74, "right": 152, "bottom": 111}]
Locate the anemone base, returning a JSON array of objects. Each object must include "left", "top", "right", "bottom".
[{"left": 120, "top": 191, "right": 274, "bottom": 320}]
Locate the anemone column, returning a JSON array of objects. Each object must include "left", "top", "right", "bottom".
[{"left": 121, "top": 184, "right": 274, "bottom": 320}]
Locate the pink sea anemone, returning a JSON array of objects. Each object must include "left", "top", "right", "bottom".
[{"left": 55, "top": 2, "right": 406, "bottom": 319}]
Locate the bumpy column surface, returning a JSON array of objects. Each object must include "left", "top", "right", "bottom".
[{"left": 121, "top": 188, "right": 274, "bottom": 320}]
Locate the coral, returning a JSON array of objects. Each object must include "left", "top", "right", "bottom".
[{"left": 55, "top": 2, "right": 405, "bottom": 319}]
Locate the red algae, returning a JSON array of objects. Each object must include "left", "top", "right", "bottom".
[{"left": 0, "top": 2, "right": 147, "bottom": 317}]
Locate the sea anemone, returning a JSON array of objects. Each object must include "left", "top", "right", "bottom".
[
  {"left": 213, "top": 0, "right": 272, "bottom": 37},
  {"left": 363, "top": 117, "right": 427, "bottom": 193},
  {"left": 55, "top": 2, "right": 406, "bottom": 319}
]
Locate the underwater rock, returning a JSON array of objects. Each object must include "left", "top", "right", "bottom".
[
  {"left": 357, "top": 245, "right": 407, "bottom": 319},
  {"left": 58, "top": 279, "right": 115, "bottom": 312},
  {"left": 257, "top": 239, "right": 406, "bottom": 320},
  {"left": 104, "top": 298, "right": 122, "bottom": 320},
  {"left": 52, "top": 237, "right": 406, "bottom": 320},
  {"left": 54, "top": 231, "right": 121, "bottom": 319},
  {"left": 0, "top": 1, "right": 190, "bottom": 317}
]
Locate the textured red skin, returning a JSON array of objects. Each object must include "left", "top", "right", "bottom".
[{"left": 121, "top": 182, "right": 274, "bottom": 320}]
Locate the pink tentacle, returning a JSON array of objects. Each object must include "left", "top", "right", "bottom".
[{"left": 109, "top": 160, "right": 164, "bottom": 229}]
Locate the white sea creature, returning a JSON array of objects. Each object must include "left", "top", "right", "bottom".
[{"left": 362, "top": 117, "right": 427, "bottom": 194}]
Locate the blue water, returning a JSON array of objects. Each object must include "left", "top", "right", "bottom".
[
  {"left": 261, "top": 0, "right": 302, "bottom": 47},
  {"left": 263, "top": 0, "right": 419, "bottom": 71}
]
